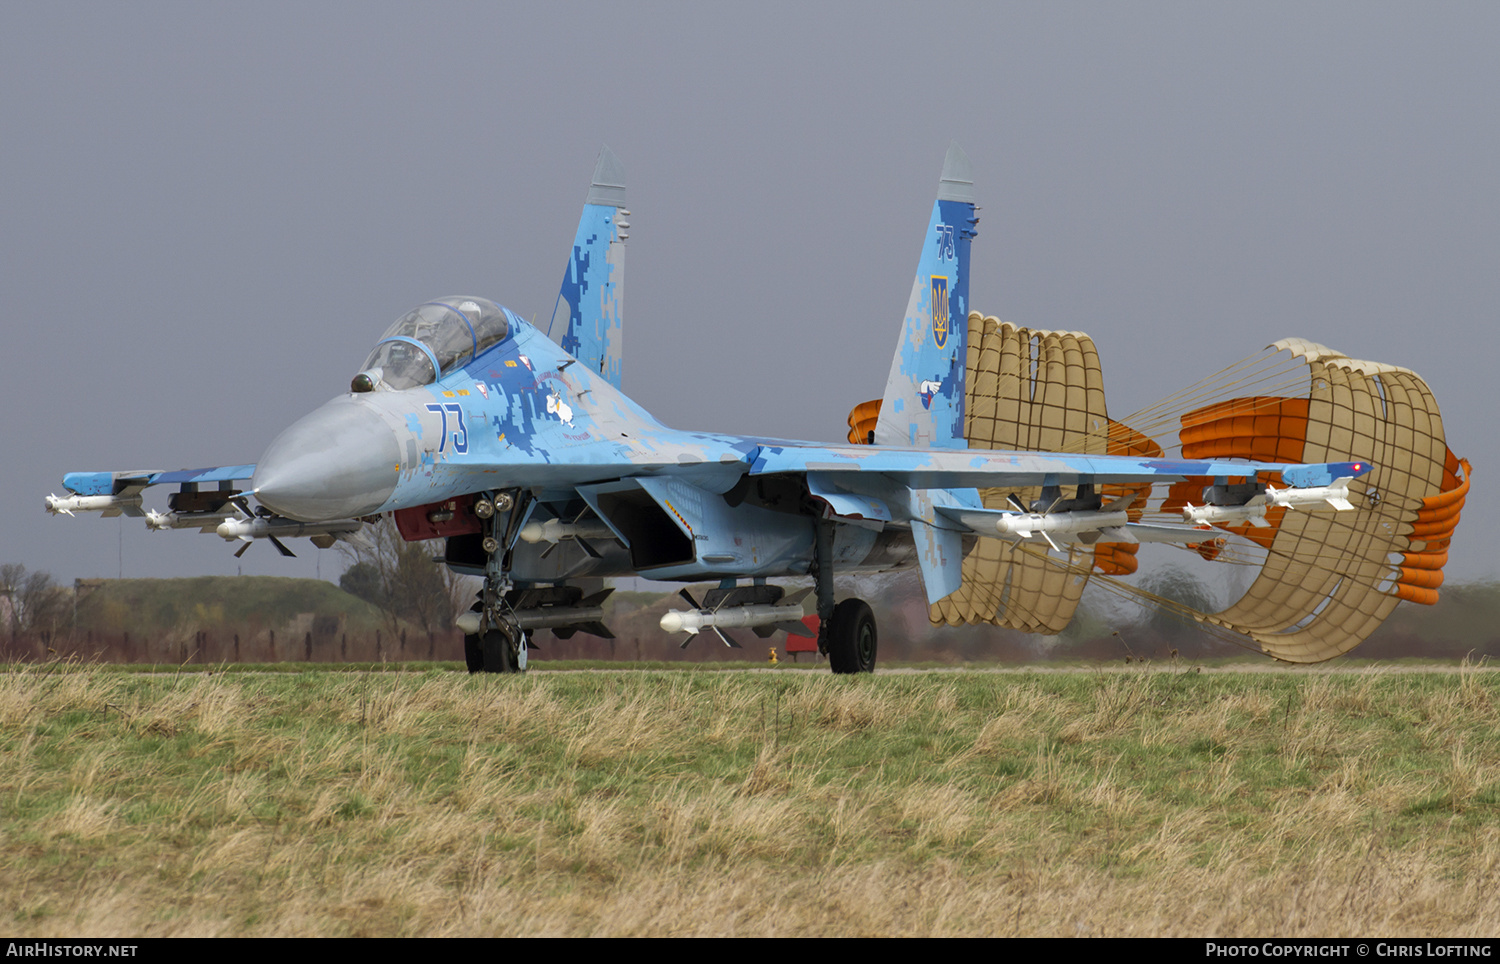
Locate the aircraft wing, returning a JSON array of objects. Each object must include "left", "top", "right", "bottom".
[
  {"left": 50, "top": 464, "right": 371, "bottom": 556},
  {"left": 48, "top": 466, "right": 256, "bottom": 522},
  {"left": 60, "top": 465, "right": 257, "bottom": 496},
  {"left": 748, "top": 442, "right": 1367, "bottom": 606},
  {"left": 747, "top": 443, "right": 1365, "bottom": 490}
]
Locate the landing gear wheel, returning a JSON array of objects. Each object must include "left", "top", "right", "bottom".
[
  {"left": 479, "top": 625, "right": 523, "bottom": 674},
  {"left": 827, "top": 598, "right": 877, "bottom": 674},
  {"left": 464, "top": 602, "right": 484, "bottom": 674}
]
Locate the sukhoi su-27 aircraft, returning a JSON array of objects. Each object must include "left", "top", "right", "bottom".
[{"left": 49, "top": 145, "right": 1374, "bottom": 672}]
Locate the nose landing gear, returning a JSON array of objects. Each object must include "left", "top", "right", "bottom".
[{"left": 463, "top": 488, "right": 532, "bottom": 675}]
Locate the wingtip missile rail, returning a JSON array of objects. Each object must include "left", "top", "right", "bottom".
[
  {"left": 1182, "top": 475, "right": 1356, "bottom": 526},
  {"left": 1264, "top": 476, "right": 1356, "bottom": 512},
  {"left": 44, "top": 492, "right": 143, "bottom": 517}
]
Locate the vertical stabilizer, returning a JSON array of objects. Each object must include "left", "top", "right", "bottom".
[
  {"left": 552, "top": 146, "right": 628, "bottom": 388},
  {"left": 874, "top": 142, "right": 978, "bottom": 448}
]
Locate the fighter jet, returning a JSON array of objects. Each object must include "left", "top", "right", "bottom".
[{"left": 49, "top": 145, "right": 1370, "bottom": 672}]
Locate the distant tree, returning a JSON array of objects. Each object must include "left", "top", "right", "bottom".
[
  {"left": 388, "top": 537, "right": 458, "bottom": 633},
  {"left": 337, "top": 519, "right": 474, "bottom": 636},
  {"left": 0, "top": 564, "right": 70, "bottom": 637},
  {"left": 339, "top": 562, "right": 384, "bottom": 607}
]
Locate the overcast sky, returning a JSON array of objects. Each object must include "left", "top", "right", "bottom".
[{"left": 3, "top": 2, "right": 1495, "bottom": 587}]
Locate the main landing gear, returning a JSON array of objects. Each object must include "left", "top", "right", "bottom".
[
  {"left": 462, "top": 492, "right": 879, "bottom": 674},
  {"left": 814, "top": 519, "right": 877, "bottom": 674},
  {"left": 826, "top": 598, "right": 877, "bottom": 674}
]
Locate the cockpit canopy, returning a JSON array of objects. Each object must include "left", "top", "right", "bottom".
[{"left": 356, "top": 297, "right": 510, "bottom": 391}]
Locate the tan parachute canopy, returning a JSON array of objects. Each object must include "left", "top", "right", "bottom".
[
  {"left": 848, "top": 312, "right": 1186, "bottom": 633},
  {"left": 929, "top": 315, "right": 1108, "bottom": 631},
  {"left": 845, "top": 320, "right": 1465, "bottom": 662},
  {"left": 1160, "top": 338, "right": 1467, "bottom": 662}
]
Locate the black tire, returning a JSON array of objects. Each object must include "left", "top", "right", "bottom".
[
  {"left": 464, "top": 634, "right": 484, "bottom": 673},
  {"left": 464, "top": 601, "right": 484, "bottom": 673},
  {"left": 827, "top": 598, "right": 877, "bottom": 674},
  {"left": 480, "top": 628, "right": 519, "bottom": 674}
]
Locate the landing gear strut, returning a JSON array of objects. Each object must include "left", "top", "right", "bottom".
[
  {"left": 813, "top": 518, "right": 876, "bottom": 674},
  {"left": 463, "top": 488, "right": 533, "bottom": 675}
]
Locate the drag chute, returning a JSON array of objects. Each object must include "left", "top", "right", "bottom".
[
  {"left": 1172, "top": 339, "right": 1465, "bottom": 661},
  {"left": 845, "top": 322, "right": 1464, "bottom": 662},
  {"left": 927, "top": 316, "right": 1105, "bottom": 631}
]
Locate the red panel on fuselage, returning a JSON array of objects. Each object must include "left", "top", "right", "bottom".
[{"left": 393, "top": 494, "right": 482, "bottom": 541}]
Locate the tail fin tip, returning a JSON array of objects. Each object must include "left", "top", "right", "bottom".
[
  {"left": 938, "top": 141, "right": 975, "bottom": 203},
  {"left": 587, "top": 145, "right": 626, "bottom": 208}
]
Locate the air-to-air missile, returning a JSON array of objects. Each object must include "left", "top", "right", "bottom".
[{"left": 44, "top": 492, "right": 143, "bottom": 517}]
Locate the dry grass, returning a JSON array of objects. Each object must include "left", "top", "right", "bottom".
[{"left": 3, "top": 661, "right": 1500, "bottom": 936}]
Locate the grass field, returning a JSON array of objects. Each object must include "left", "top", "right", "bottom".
[{"left": 4, "top": 661, "right": 1500, "bottom": 936}]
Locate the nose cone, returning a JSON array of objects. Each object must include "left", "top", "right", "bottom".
[{"left": 253, "top": 397, "right": 400, "bottom": 521}]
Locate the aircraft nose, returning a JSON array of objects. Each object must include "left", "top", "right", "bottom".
[{"left": 252, "top": 397, "right": 401, "bottom": 521}]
